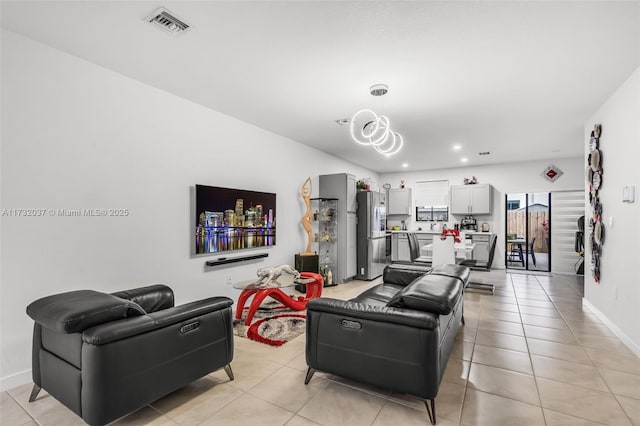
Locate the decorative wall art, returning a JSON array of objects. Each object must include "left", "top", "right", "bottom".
[
  {"left": 542, "top": 164, "right": 563, "bottom": 182},
  {"left": 586, "top": 124, "right": 604, "bottom": 283}
]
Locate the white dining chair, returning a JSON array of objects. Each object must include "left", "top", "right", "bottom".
[
  {"left": 431, "top": 236, "right": 456, "bottom": 266},
  {"left": 458, "top": 232, "right": 467, "bottom": 259}
]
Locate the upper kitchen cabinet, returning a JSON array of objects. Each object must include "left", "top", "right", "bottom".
[
  {"left": 320, "top": 173, "right": 357, "bottom": 213},
  {"left": 387, "top": 188, "right": 412, "bottom": 215},
  {"left": 450, "top": 184, "right": 492, "bottom": 215}
]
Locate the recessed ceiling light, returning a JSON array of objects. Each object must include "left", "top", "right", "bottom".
[
  {"left": 453, "top": 144, "right": 462, "bottom": 151},
  {"left": 401, "top": 163, "right": 409, "bottom": 168},
  {"left": 461, "top": 157, "right": 469, "bottom": 163}
]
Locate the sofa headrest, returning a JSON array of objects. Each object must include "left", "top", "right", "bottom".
[
  {"left": 386, "top": 274, "right": 462, "bottom": 315},
  {"left": 382, "top": 264, "right": 431, "bottom": 287},
  {"left": 111, "top": 284, "right": 174, "bottom": 313},
  {"left": 429, "top": 264, "right": 471, "bottom": 286},
  {"left": 26, "top": 290, "right": 146, "bottom": 334}
]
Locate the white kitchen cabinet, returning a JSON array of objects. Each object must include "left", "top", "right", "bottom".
[
  {"left": 391, "top": 232, "right": 435, "bottom": 261},
  {"left": 450, "top": 184, "right": 492, "bottom": 215},
  {"left": 415, "top": 234, "right": 433, "bottom": 259},
  {"left": 471, "top": 233, "right": 492, "bottom": 262},
  {"left": 388, "top": 188, "right": 412, "bottom": 215},
  {"left": 391, "top": 233, "right": 411, "bottom": 262},
  {"left": 450, "top": 186, "right": 469, "bottom": 215},
  {"left": 346, "top": 213, "right": 357, "bottom": 278},
  {"left": 346, "top": 174, "right": 357, "bottom": 213}
]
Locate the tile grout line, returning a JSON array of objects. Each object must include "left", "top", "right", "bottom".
[
  {"left": 6, "top": 390, "right": 42, "bottom": 426},
  {"left": 510, "top": 273, "right": 548, "bottom": 425},
  {"left": 447, "top": 278, "right": 484, "bottom": 425},
  {"left": 535, "top": 275, "right": 637, "bottom": 426},
  {"left": 457, "top": 294, "right": 483, "bottom": 425},
  {"left": 242, "top": 359, "right": 310, "bottom": 418},
  {"left": 468, "top": 274, "right": 624, "bottom": 422},
  {"left": 6, "top": 391, "right": 40, "bottom": 426},
  {"left": 466, "top": 274, "right": 560, "bottom": 422},
  {"left": 185, "top": 375, "right": 249, "bottom": 426},
  {"left": 457, "top": 319, "right": 475, "bottom": 426},
  {"left": 367, "top": 399, "right": 386, "bottom": 426}
]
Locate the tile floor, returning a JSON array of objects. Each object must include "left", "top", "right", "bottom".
[{"left": 2, "top": 271, "right": 640, "bottom": 425}]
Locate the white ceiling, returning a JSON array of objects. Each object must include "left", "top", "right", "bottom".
[{"left": 2, "top": 1, "right": 638, "bottom": 173}]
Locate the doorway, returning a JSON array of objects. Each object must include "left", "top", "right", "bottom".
[{"left": 505, "top": 193, "right": 551, "bottom": 272}]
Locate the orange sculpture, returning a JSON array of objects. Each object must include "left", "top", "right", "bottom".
[{"left": 300, "top": 177, "right": 315, "bottom": 255}]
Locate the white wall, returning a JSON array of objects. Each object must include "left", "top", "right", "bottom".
[
  {"left": 583, "top": 67, "right": 640, "bottom": 354},
  {"left": 0, "top": 30, "right": 378, "bottom": 390},
  {"left": 380, "top": 157, "right": 584, "bottom": 269}
]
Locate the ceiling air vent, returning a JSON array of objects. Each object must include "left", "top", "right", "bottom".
[{"left": 146, "top": 7, "right": 190, "bottom": 35}]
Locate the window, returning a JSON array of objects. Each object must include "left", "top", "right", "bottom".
[
  {"left": 416, "top": 206, "right": 448, "bottom": 222},
  {"left": 415, "top": 180, "right": 449, "bottom": 221},
  {"left": 507, "top": 200, "right": 520, "bottom": 210}
]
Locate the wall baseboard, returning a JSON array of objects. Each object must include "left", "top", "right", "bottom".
[
  {"left": 582, "top": 298, "right": 640, "bottom": 357},
  {"left": 0, "top": 369, "right": 32, "bottom": 392}
]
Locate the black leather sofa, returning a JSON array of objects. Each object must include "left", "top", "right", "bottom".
[
  {"left": 304, "top": 264, "right": 469, "bottom": 425},
  {"left": 26, "top": 284, "right": 234, "bottom": 426}
]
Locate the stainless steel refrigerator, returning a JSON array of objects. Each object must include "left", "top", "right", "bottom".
[{"left": 356, "top": 191, "right": 389, "bottom": 280}]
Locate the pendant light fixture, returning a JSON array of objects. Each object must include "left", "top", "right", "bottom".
[{"left": 349, "top": 84, "right": 404, "bottom": 156}]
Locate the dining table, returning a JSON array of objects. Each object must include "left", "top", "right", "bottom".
[{"left": 507, "top": 238, "right": 526, "bottom": 265}]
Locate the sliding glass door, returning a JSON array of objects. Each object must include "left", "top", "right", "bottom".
[{"left": 506, "top": 193, "right": 551, "bottom": 272}]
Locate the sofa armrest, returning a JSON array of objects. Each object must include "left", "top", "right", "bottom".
[
  {"left": 387, "top": 274, "right": 462, "bottom": 315},
  {"left": 429, "top": 265, "right": 471, "bottom": 287},
  {"left": 306, "top": 298, "right": 438, "bottom": 330},
  {"left": 111, "top": 284, "right": 174, "bottom": 313},
  {"left": 27, "top": 290, "right": 145, "bottom": 333},
  {"left": 82, "top": 297, "right": 233, "bottom": 345},
  {"left": 148, "top": 297, "right": 232, "bottom": 326},
  {"left": 383, "top": 264, "right": 431, "bottom": 287}
]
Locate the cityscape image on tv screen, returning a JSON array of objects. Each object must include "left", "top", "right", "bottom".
[{"left": 194, "top": 184, "right": 276, "bottom": 254}]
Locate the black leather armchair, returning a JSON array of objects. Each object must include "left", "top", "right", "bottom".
[{"left": 26, "top": 284, "right": 234, "bottom": 426}]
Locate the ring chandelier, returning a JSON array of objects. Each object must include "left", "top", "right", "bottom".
[
  {"left": 349, "top": 84, "right": 403, "bottom": 156},
  {"left": 349, "top": 109, "right": 404, "bottom": 156}
]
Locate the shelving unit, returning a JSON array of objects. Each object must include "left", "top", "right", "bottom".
[{"left": 312, "top": 198, "right": 338, "bottom": 287}]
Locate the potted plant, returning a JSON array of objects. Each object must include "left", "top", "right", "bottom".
[{"left": 356, "top": 180, "right": 369, "bottom": 191}]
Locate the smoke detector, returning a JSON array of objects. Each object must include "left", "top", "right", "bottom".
[{"left": 146, "top": 7, "right": 190, "bottom": 35}]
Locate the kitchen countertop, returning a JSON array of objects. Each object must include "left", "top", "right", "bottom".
[{"left": 389, "top": 230, "right": 493, "bottom": 235}]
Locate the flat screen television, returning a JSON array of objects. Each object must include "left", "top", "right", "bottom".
[{"left": 194, "top": 184, "right": 276, "bottom": 255}]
